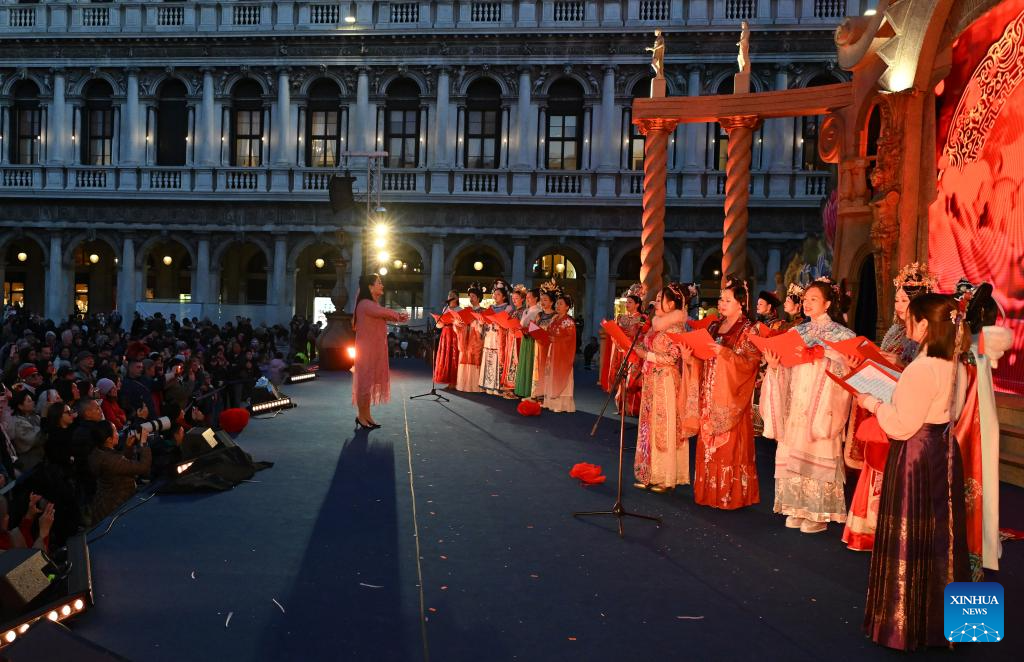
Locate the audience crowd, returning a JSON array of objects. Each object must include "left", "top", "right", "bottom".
[{"left": 0, "top": 305, "right": 321, "bottom": 554}]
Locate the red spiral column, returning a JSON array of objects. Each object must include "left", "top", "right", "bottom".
[
  {"left": 636, "top": 118, "right": 679, "bottom": 303},
  {"left": 719, "top": 115, "right": 761, "bottom": 285}
]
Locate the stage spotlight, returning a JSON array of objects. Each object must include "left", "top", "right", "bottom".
[
  {"left": 346, "top": 345, "right": 356, "bottom": 361},
  {"left": 287, "top": 371, "right": 318, "bottom": 384},
  {"left": 47, "top": 611, "right": 57, "bottom": 622},
  {"left": 251, "top": 397, "right": 292, "bottom": 413}
]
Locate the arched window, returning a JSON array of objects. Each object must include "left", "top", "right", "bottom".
[
  {"left": 464, "top": 78, "right": 501, "bottom": 169},
  {"left": 156, "top": 79, "right": 188, "bottom": 166},
  {"left": 306, "top": 79, "right": 342, "bottom": 167},
  {"left": 231, "top": 79, "right": 264, "bottom": 167},
  {"left": 532, "top": 253, "right": 578, "bottom": 279},
  {"left": 545, "top": 79, "right": 583, "bottom": 170},
  {"left": 10, "top": 81, "right": 41, "bottom": 165},
  {"left": 798, "top": 73, "right": 838, "bottom": 171},
  {"left": 385, "top": 78, "right": 421, "bottom": 168},
  {"left": 623, "top": 78, "right": 651, "bottom": 170},
  {"left": 82, "top": 79, "right": 114, "bottom": 165}
]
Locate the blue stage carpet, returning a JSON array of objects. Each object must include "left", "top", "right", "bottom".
[{"left": 72, "top": 360, "right": 1022, "bottom": 661}]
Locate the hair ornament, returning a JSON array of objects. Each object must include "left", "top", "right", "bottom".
[
  {"left": 893, "top": 262, "right": 937, "bottom": 291},
  {"left": 539, "top": 278, "right": 561, "bottom": 296}
]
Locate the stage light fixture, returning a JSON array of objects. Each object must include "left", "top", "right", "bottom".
[
  {"left": 16, "top": 252, "right": 27, "bottom": 262},
  {"left": 47, "top": 611, "right": 57, "bottom": 622},
  {"left": 3, "top": 631, "right": 14, "bottom": 643},
  {"left": 250, "top": 397, "right": 292, "bottom": 413},
  {"left": 73, "top": 599, "right": 84, "bottom": 611},
  {"left": 315, "top": 257, "right": 326, "bottom": 269},
  {"left": 287, "top": 372, "right": 318, "bottom": 384},
  {"left": 60, "top": 606, "right": 71, "bottom": 617},
  {"left": 89, "top": 254, "right": 99, "bottom": 264},
  {"left": 176, "top": 461, "right": 194, "bottom": 475}
]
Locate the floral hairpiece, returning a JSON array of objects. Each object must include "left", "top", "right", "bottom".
[
  {"left": 510, "top": 283, "right": 528, "bottom": 296},
  {"left": 539, "top": 278, "right": 561, "bottom": 295},
  {"left": 813, "top": 275, "right": 833, "bottom": 285},
  {"left": 625, "top": 282, "right": 645, "bottom": 299},
  {"left": 666, "top": 281, "right": 687, "bottom": 300},
  {"left": 893, "top": 262, "right": 937, "bottom": 291},
  {"left": 787, "top": 282, "right": 806, "bottom": 298}
]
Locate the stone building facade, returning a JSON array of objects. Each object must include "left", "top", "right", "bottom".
[{"left": 0, "top": 0, "right": 865, "bottom": 337}]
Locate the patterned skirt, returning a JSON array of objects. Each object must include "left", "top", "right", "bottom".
[{"left": 863, "top": 423, "right": 970, "bottom": 651}]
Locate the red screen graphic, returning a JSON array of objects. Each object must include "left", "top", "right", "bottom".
[{"left": 930, "top": 0, "right": 1024, "bottom": 394}]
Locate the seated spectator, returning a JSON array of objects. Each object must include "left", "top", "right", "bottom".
[
  {"left": 88, "top": 421, "right": 151, "bottom": 523},
  {"left": 97, "top": 377, "right": 126, "bottom": 429},
  {"left": 6, "top": 389, "right": 44, "bottom": 472}
]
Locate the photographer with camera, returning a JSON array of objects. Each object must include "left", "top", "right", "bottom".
[{"left": 88, "top": 421, "right": 152, "bottom": 523}]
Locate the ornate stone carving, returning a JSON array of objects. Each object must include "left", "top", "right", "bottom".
[{"left": 818, "top": 113, "right": 843, "bottom": 164}]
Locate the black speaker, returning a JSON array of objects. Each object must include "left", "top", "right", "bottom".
[
  {"left": 0, "top": 550, "right": 50, "bottom": 619},
  {"left": 182, "top": 427, "right": 219, "bottom": 461},
  {"left": 328, "top": 174, "right": 356, "bottom": 212}
]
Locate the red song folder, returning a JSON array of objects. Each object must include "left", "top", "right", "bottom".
[
  {"left": 456, "top": 308, "right": 477, "bottom": 325},
  {"left": 666, "top": 329, "right": 718, "bottom": 361},
  {"left": 526, "top": 322, "right": 551, "bottom": 345},
  {"left": 431, "top": 311, "right": 455, "bottom": 325},
  {"left": 689, "top": 313, "right": 719, "bottom": 330},
  {"left": 747, "top": 330, "right": 820, "bottom": 367},
  {"left": 823, "top": 336, "right": 902, "bottom": 372},
  {"left": 826, "top": 359, "right": 901, "bottom": 403},
  {"left": 487, "top": 310, "right": 510, "bottom": 326},
  {"left": 601, "top": 320, "right": 641, "bottom": 364}
]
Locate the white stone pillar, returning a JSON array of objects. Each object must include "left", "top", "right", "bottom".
[
  {"left": 429, "top": 237, "right": 445, "bottom": 312},
  {"left": 47, "top": 69, "right": 67, "bottom": 165},
  {"left": 275, "top": 69, "right": 293, "bottom": 166},
  {"left": 347, "top": 238, "right": 362, "bottom": 313},
  {"left": 125, "top": 68, "right": 142, "bottom": 164},
  {"left": 598, "top": 66, "right": 617, "bottom": 170},
  {"left": 680, "top": 244, "right": 695, "bottom": 283},
  {"left": 682, "top": 65, "right": 703, "bottom": 197},
  {"left": 201, "top": 68, "right": 217, "bottom": 165},
  {"left": 0, "top": 107, "right": 9, "bottom": 165},
  {"left": 355, "top": 68, "right": 370, "bottom": 153},
  {"left": 765, "top": 247, "right": 781, "bottom": 293},
  {"left": 512, "top": 240, "right": 527, "bottom": 286},
  {"left": 272, "top": 236, "right": 288, "bottom": 321},
  {"left": 118, "top": 238, "right": 136, "bottom": 317},
  {"left": 45, "top": 235, "right": 64, "bottom": 322},
  {"left": 514, "top": 67, "right": 532, "bottom": 168},
  {"left": 431, "top": 68, "right": 450, "bottom": 168},
  {"left": 769, "top": 64, "right": 795, "bottom": 185},
  {"left": 195, "top": 237, "right": 210, "bottom": 303},
  {"left": 594, "top": 241, "right": 610, "bottom": 322}
]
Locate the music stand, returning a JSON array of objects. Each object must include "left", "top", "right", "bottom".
[
  {"left": 574, "top": 327, "right": 660, "bottom": 537},
  {"left": 409, "top": 309, "right": 450, "bottom": 403}
]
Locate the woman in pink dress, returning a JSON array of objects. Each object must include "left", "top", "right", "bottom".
[{"left": 352, "top": 274, "right": 409, "bottom": 429}]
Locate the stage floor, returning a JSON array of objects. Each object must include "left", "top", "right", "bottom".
[{"left": 73, "top": 360, "right": 1022, "bottom": 661}]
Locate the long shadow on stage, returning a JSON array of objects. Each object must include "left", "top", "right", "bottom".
[{"left": 257, "top": 429, "right": 414, "bottom": 660}]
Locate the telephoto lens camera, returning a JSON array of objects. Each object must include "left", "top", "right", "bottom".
[{"left": 118, "top": 417, "right": 173, "bottom": 445}]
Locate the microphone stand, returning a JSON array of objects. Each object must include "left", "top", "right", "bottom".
[
  {"left": 575, "top": 316, "right": 660, "bottom": 537},
  {"left": 410, "top": 308, "right": 450, "bottom": 403},
  {"left": 591, "top": 309, "right": 650, "bottom": 436}
]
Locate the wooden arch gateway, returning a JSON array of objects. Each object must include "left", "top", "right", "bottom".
[{"left": 631, "top": 78, "right": 853, "bottom": 300}]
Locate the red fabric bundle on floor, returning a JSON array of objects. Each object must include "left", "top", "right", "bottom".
[
  {"left": 220, "top": 408, "right": 251, "bottom": 435},
  {"left": 517, "top": 400, "right": 542, "bottom": 417},
  {"left": 569, "top": 462, "right": 606, "bottom": 485}
]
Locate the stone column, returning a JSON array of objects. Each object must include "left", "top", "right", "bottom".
[
  {"left": 45, "top": 235, "right": 64, "bottom": 323},
  {"left": 768, "top": 64, "right": 794, "bottom": 195},
  {"left": 593, "top": 241, "right": 610, "bottom": 322},
  {"left": 680, "top": 244, "right": 695, "bottom": 283},
  {"left": 194, "top": 237, "right": 210, "bottom": 304},
  {"left": 355, "top": 67, "right": 370, "bottom": 153},
  {"left": 765, "top": 246, "right": 781, "bottom": 294},
  {"left": 511, "top": 240, "right": 527, "bottom": 286},
  {"left": 47, "top": 69, "right": 67, "bottom": 166},
  {"left": 0, "top": 107, "right": 9, "bottom": 165},
  {"left": 636, "top": 118, "right": 679, "bottom": 303},
  {"left": 596, "top": 65, "right": 617, "bottom": 196},
  {"left": 719, "top": 115, "right": 762, "bottom": 283},
  {"left": 347, "top": 237, "right": 362, "bottom": 313},
  {"left": 272, "top": 236, "right": 288, "bottom": 322},
  {"left": 200, "top": 68, "right": 217, "bottom": 165},
  {"left": 124, "top": 68, "right": 142, "bottom": 164},
  {"left": 118, "top": 238, "right": 136, "bottom": 318},
  {"left": 274, "top": 68, "right": 293, "bottom": 166},
  {"left": 431, "top": 68, "right": 450, "bottom": 167},
  {"left": 429, "top": 236, "right": 445, "bottom": 312},
  {"left": 514, "top": 68, "right": 532, "bottom": 168},
  {"left": 682, "top": 64, "right": 703, "bottom": 196}
]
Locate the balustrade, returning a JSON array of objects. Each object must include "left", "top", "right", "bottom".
[
  {"left": 0, "top": 167, "right": 37, "bottom": 189},
  {"left": 0, "top": 0, "right": 853, "bottom": 34}
]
